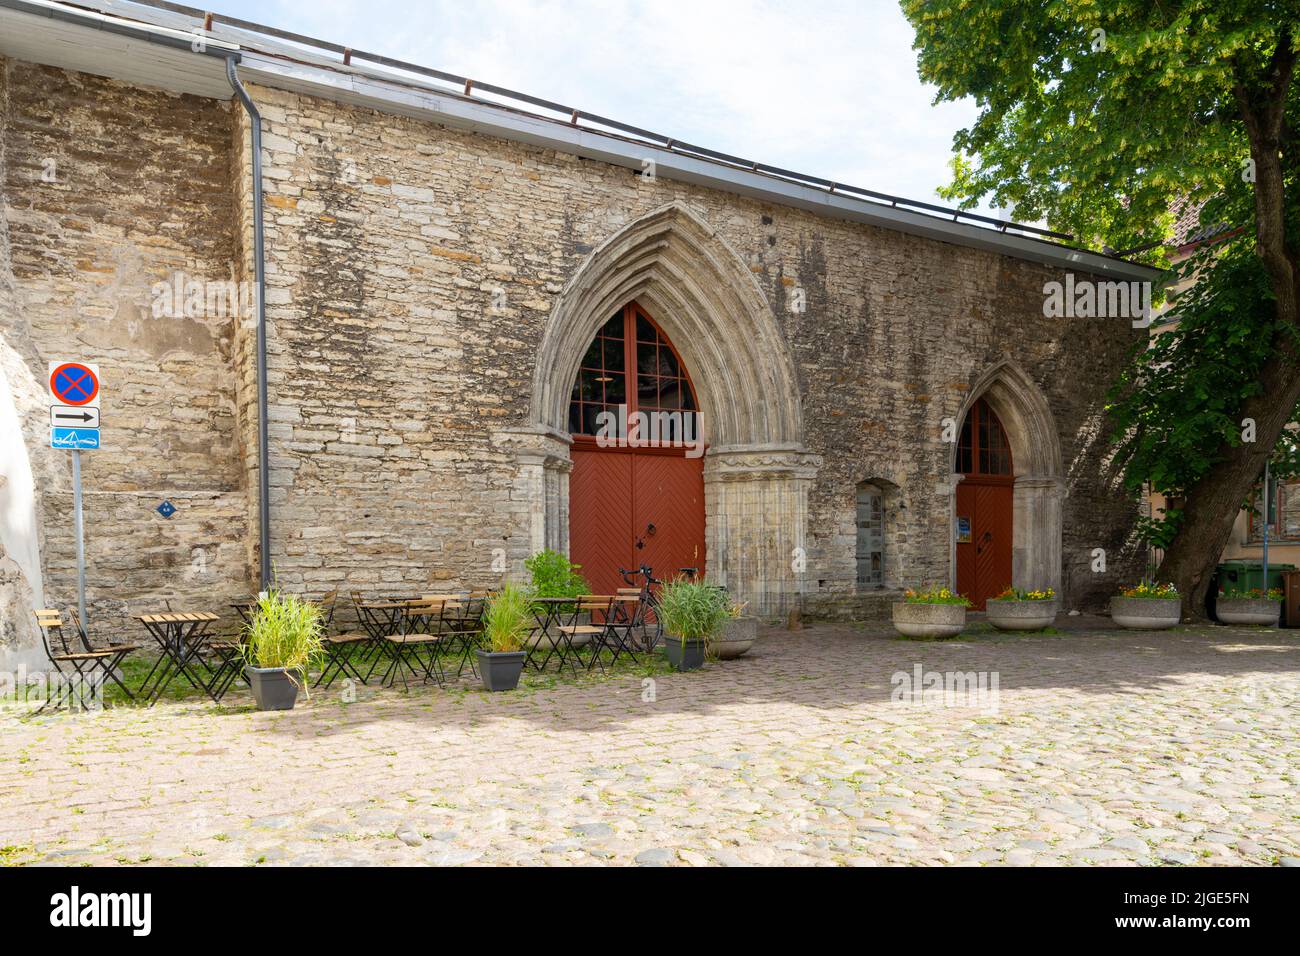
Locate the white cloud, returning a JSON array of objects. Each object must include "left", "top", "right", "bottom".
[{"left": 220, "top": 0, "right": 979, "bottom": 205}]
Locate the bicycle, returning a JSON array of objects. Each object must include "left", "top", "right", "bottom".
[{"left": 616, "top": 565, "right": 715, "bottom": 651}]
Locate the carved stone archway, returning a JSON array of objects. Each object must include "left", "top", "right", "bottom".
[
  {"left": 498, "top": 202, "right": 818, "bottom": 612},
  {"left": 949, "top": 359, "right": 1064, "bottom": 596}
]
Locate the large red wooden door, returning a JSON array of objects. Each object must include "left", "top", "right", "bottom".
[
  {"left": 954, "top": 398, "right": 1014, "bottom": 610},
  {"left": 567, "top": 303, "right": 706, "bottom": 593},
  {"left": 569, "top": 450, "right": 634, "bottom": 595}
]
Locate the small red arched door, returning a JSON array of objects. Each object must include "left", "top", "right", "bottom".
[
  {"left": 954, "top": 398, "right": 1014, "bottom": 610},
  {"left": 567, "top": 302, "right": 706, "bottom": 595}
]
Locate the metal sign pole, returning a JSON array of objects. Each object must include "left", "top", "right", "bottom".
[
  {"left": 1262, "top": 459, "right": 1270, "bottom": 590},
  {"left": 72, "top": 448, "right": 87, "bottom": 633}
]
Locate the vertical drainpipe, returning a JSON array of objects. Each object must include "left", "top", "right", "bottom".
[{"left": 225, "top": 57, "right": 272, "bottom": 590}]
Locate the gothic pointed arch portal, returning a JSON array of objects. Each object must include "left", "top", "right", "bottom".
[
  {"left": 567, "top": 301, "right": 707, "bottom": 595},
  {"left": 501, "top": 202, "right": 819, "bottom": 613},
  {"left": 950, "top": 360, "right": 1064, "bottom": 605}
]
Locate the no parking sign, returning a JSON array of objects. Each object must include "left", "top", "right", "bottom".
[
  {"left": 48, "top": 361, "right": 101, "bottom": 449},
  {"left": 46, "top": 359, "right": 102, "bottom": 638}
]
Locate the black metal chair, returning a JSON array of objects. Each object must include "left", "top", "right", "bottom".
[
  {"left": 377, "top": 600, "right": 447, "bottom": 690},
  {"left": 315, "top": 590, "right": 374, "bottom": 690},
  {"left": 31, "top": 609, "right": 139, "bottom": 713},
  {"left": 437, "top": 594, "right": 486, "bottom": 678}
]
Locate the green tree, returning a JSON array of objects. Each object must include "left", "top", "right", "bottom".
[{"left": 903, "top": 0, "right": 1299, "bottom": 614}]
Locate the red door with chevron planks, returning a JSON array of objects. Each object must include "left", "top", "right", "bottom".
[{"left": 570, "top": 448, "right": 704, "bottom": 595}]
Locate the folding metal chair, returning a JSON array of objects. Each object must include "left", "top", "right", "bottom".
[
  {"left": 204, "top": 629, "right": 247, "bottom": 700},
  {"left": 377, "top": 600, "right": 448, "bottom": 690},
  {"left": 67, "top": 610, "right": 142, "bottom": 697},
  {"left": 436, "top": 595, "right": 486, "bottom": 678},
  {"left": 30, "top": 610, "right": 134, "bottom": 713},
  {"left": 314, "top": 589, "right": 375, "bottom": 690},
  {"left": 581, "top": 594, "right": 643, "bottom": 673}
]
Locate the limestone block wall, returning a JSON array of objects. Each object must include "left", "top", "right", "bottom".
[
  {"left": 0, "top": 60, "right": 252, "bottom": 646},
  {"left": 0, "top": 57, "right": 1146, "bottom": 639},
  {"left": 246, "top": 82, "right": 1143, "bottom": 610}
]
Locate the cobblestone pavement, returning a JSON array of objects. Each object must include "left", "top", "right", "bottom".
[{"left": 2, "top": 619, "right": 1297, "bottom": 867}]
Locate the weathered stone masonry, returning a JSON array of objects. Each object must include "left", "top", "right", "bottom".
[{"left": 0, "top": 57, "right": 1145, "bottom": 648}]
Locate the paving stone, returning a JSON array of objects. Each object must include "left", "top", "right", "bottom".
[
  {"left": 634, "top": 848, "right": 674, "bottom": 867},
  {"left": 2, "top": 624, "right": 1295, "bottom": 868}
]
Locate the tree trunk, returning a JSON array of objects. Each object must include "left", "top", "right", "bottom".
[
  {"left": 1163, "top": 36, "right": 1300, "bottom": 619},
  {"left": 1158, "top": 345, "right": 1300, "bottom": 618}
]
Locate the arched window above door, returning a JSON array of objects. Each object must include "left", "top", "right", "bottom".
[
  {"left": 956, "top": 398, "right": 1013, "bottom": 477},
  {"left": 567, "top": 302, "right": 699, "bottom": 440}
]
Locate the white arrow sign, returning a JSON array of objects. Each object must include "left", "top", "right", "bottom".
[{"left": 51, "top": 404, "right": 100, "bottom": 428}]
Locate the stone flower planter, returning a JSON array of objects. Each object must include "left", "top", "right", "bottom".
[
  {"left": 711, "top": 616, "right": 758, "bottom": 659},
  {"left": 1110, "top": 596, "right": 1181, "bottom": 630},
  {"left": 1215, "top": 598, "right": 1281, "bottom": 627},
  {"left": 986, "top": 599, "right": 1058, "bottom": 631},
  {"left": 892, "top": 602, "right": 966, "bottom": 639}
]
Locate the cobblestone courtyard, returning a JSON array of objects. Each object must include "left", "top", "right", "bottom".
[{"left": 2, "top": 620, "right": 1297, "bottom": 867}]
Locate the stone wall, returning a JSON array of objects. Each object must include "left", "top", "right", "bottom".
[
  {"left": 0, "top": 60, "right": 252, "bottom": 646},
  {"left": 0, "top": 59, "right": 1146, "bottom": 648},
  {"left": 247, "top": 82, "right": 1143, "bottom": 611}
]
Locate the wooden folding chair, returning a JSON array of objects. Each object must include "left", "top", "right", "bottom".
[
  {"left": 377, "top": 599, "right": 452, "bottom": 689},
  {"left": 580, "top": 594, "right": 643, "bottom": 673},
  {"left": 67, "top": 609, "right": 141, "bottom": 697},
  {"left": 315, "top": 590, "right": 381, "bottom": 690},
  {"left": 30, "top": 610, "right": 132, "bottom": 713}
]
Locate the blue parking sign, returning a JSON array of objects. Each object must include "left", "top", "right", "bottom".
[{"left": 51, "top": 427, "right": 100, "bottom": 450}]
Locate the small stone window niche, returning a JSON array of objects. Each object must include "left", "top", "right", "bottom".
[
  {"left": 856, "top": 483, "right": 884, "bottom": 588},
  {"left": 855, "top": 477, "right": 902, "bottom": 591}
]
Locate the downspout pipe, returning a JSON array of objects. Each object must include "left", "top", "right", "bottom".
[{"left": 225, "top": 56, "right": 272, "bottom": 590}]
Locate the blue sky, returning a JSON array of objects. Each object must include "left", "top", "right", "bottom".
[{"left": 209, "top": 0, "right": 980, "bottom": 208}]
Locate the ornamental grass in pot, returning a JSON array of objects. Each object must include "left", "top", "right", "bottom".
[
  {"left": 657, "top": 578, "right": 730, "bottom": 671},
  {"left": 1215, "top": 587, "right": 1283, "bottom": 626},
  {"left": 892, "top": 585, "right": 970, "bottom": 639},
  {"left": 985, "top": 586, "right": 1058, "bottom": 631},
  {"left": 1110, "top": 581, "right": 1181, "bottom": 629},
  {"left": 477, "top": 583, "right": 531, "bottom": 691},
  {"left": 241, "top": 590, "right": 325, "bottom": 711}
]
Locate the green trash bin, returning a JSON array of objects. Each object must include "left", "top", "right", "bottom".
[{"left": 1215, "top": 560, "right": 1296, "bottom": 594}]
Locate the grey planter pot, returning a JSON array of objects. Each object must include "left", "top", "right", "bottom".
[
  {"left": 476, "top": 649, "right": 526, "bottom": 691},
  {"left": 892, "top": 602, "right": 966, "bottom": 639},
  {"left": 712, "top": 616, "right": 758, "bottom": 659},
  {"left": 986, "top": 599, "right": 1058, "bottom": 631},
  {"left": 1110, "top": 596, "right": 1181, "bottom": 629},
  {"left": 246, "top": 666, "right": 300, "bottom": 711},
  {"left": 1215, "top": 598, "right": 1281, "bottom": 626},
  {"left": 663, "top": 635, "right": 707, "bottom": 671}
]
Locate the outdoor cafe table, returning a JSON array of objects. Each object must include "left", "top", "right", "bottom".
[
  {"left": 527, "top": 597, "right": 585, "bottom": 673},
  {"left": 133, "top": 611, "right": 222, "bottom": 704}
]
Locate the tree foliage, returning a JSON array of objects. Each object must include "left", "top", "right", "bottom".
[{"left": 903, "top": 0, "right": 1300, "bottom": 581}]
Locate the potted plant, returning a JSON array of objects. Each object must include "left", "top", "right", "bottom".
[
  {"left": 1215, "top": 587, "right": 1283, "bottom": 626},
  {"left": 522, "top": 549, "right": 592, "bottom": 649},
  {"left": 1110, "top": 581, "right": 1181, "bottom": 629},
  {"left": 476, "top": 583, "right": 531, "bottom": 691},
  {"left": 711, "top": 598, "right": 758, "bottom": 659},
  {"left": 241, "top": 590, "right": 325, "bottom": 711},
  {"left": 986, "top": 586, "right": 1058, "bottom": 631},
  {"left": 892, "top": 585, "right": 970, "bottom": 639},
  {"left": 657, "top": 578, "right": 730, "bottom": 671}
]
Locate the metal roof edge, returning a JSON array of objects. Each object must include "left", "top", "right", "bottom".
[{"left": 240, "top": 51, "right": 1163, "bottom": 283}]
